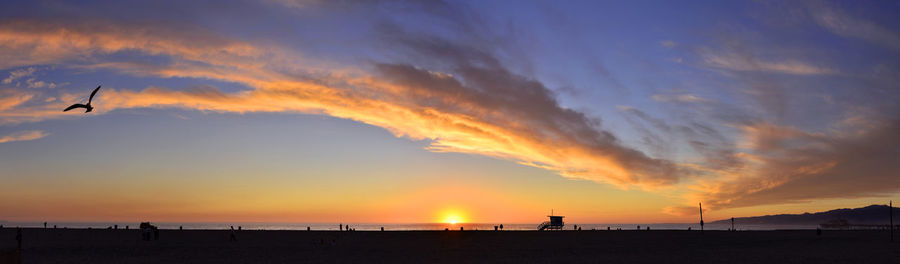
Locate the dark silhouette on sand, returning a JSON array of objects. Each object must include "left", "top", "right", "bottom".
[
  {"left": 15, "top": 228, "right": 22, "bottom": 249},
  {"left": 63, "top": 85, "right": 101, "bottom": 113},
  {"left": 699, "top": 202, "right": 704, "bottom": 232},
  {"left": 538, "top": 213, "right": 564, "bottom": 230},
  {"left": 139, "top": 222, "right": 158, "bottom": 241}
]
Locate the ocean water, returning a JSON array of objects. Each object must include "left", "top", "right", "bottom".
[{"left": 0, "top": 221, "right": 819, "bottom": 231}]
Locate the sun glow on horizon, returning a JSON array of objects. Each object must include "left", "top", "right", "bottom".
[{"left": 438, "top": 209, "right": 467, "bottom": 224}]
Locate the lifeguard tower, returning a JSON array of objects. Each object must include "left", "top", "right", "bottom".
[{"left": 537, "top": 210, "right": 565, "bottom": 230}]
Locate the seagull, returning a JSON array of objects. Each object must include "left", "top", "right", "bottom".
[{"left": 63, "top": 85, "right": 101, "bottom": 113}]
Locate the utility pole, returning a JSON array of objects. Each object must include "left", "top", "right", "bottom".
[{"left": 699, "top": 202, "right": 704, "bottom": 233}]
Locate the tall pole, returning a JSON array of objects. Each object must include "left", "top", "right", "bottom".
[
  {"left": 700, "top": 202, "right": 704, "bottom": 232},
  {"left": 891, "top": 200, "right": 893, "bottom": 242}
]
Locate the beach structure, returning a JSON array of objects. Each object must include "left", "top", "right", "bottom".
[
  {"left": 537, "top": 212, "right": 565, "bottom": 230},
  {"left": 699, "top": 202, "right": 704, "bottom": 232},
  {"left": 139, "top": 222, "right": 159, "bottom": 241}
]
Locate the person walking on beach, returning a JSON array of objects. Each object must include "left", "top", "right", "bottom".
[
  {"left": 340, "top": 223, "right": 343, "bottom": 231},
  {"left": 499, "top": 224, "right": 503, "bottom": 230}
]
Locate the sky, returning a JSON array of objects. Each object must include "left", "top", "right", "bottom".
[{"left": 1, "top": 0, "right": 899, "bottom": 224}]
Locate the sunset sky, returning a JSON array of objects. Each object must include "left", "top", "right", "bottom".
[{"left": 1, "top": 0, "right": 899, "bottom": 224}]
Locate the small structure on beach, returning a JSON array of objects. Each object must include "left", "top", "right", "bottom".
[
  {"left": 537, "top": 212, "right": 565, "bottom": 231},
  {"left": 140, "top": 222, "right": 159, "bottom": 241}
]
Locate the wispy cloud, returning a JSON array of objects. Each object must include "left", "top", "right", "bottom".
[
  {"left": 660, "top": 40, "right": 677, "bottom": 48},
  {"left": 0, "top": 18, "right": 681, "bottom": 189},
  {"left": 700, "top": 50, "right": 834, "bottom": 75},
  {"left": 0, "top": 130, "right": 48, "bottom": 143},
  {"left": 808, "top": 2, "right": 900, "bottom": 51},
  {"left": 2, "top": 67, "right": 36, "bottom": 84}
]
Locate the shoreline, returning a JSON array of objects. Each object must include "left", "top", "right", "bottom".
[{"left": 3, "top": 228, "right": 898, "bottom": 263}]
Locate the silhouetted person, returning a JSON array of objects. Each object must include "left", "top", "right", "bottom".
[
  {"left": 574, "top": 224, "right": 578, "bottom": 230},
  {"left": 44, "top": 222, "right": 47, "bottom": 228},
  {"left": 179, "top": 226, "right": 183, "bottom": 230},
  {"left": 125, "top": 225, "right": 128, "bottom": 230},
  {"left": 238, "top": 226, "right": 241, "bottom": 231},
  {"left": 460, "top": 227, "right": 464, "bottom": 231},
  {"left": 381, "top": 227, "right": 384, "bottom": 231},
  {"left": 16, "top": 228, "right": 22, "bottom": 250},
  {"left": 578, "top": 227, "right": 582, "bottom": 231},
  {"left": 230, "top": 230, "right": 237, "bottom": 242},
  {"left": 637, "top": 225, "right": 640, "bottom": 230},
  {"left": 63, "top": 85, "right": 101, "bottom": 113},
  {"left": 339, "top": 223, "right": 342, "bottom": 231},
  {"left": 500, "top": 224, "right": 503, "bottom": 230},
  {"left": 688, "top": 227, "right": 691, "bottom": 231},
  {"left": 607, "top": 226, "right": 610, "bottom": 230},
  {"left": 54, "top": 225, "right": 57, "bottom": 229},
  {"left": 646, "top": 226, "right": 650, "bottom": 230},
  {"left": 307, "top": 226, "right": 310, "bottom": 231}
]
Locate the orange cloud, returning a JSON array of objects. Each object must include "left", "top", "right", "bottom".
[
  {"left": 0, "top": 19, "right": 681, "bottom": 189},
  {"left": 0, "top": 130, "right": 48, "bottom": 143}
]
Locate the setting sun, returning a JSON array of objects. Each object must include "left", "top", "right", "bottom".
[
  {"left": 444, "top": 216, "right": 461, "bottom": 224},
  {"left": 438, "top": 209, "right": 467, "bottom": 224}
]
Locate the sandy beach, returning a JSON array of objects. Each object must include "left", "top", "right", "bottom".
[{"left": 1, "top": 228, "right": 898, "bottom": 263}]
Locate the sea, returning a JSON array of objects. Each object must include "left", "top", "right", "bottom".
[{"left": 0, "top": 221, "right": 819, "bottom": 231}]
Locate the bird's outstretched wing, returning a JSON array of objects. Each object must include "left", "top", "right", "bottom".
[
  {"left": 88, "top": 85, "right": 101, "bottom": 104},
  {"left": 64, "top": 104, "right": 88, "bottom": 112}
]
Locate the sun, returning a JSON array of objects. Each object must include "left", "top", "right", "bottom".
[
  {"left": 438, "top": 209, "right": 467, "bottom": 224},
  {"left": 444, "top": 216, "right": 461, "bottom": 224}
]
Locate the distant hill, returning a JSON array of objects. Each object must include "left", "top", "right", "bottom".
[{"left": 711, "top": 205, "right": 900, "bottom": 225}]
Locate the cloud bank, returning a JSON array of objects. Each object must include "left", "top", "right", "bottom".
[{"left": 0, "top": 17, "right": 680, "bottom": 188}]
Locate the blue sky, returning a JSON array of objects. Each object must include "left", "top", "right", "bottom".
[{"left": 1, "top": 0, "right": 899, "bottom": 223}]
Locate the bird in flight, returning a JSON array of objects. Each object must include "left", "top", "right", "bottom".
[{"left": 63, "top": 85, "right": 101, "bottom": 113}]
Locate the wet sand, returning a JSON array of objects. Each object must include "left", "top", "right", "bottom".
[{"left": 1, "top": 228, "right": 898, "bottom": 263}]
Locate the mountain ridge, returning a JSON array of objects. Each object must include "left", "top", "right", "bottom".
[{"left": 711, "top": 204, "right": 899, "bottom": 225}]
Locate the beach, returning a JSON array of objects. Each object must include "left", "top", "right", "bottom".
[{"left": 1, "top": 228, "right": 898, "bottom": 263}]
